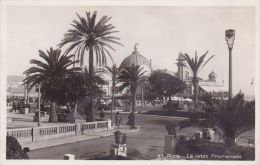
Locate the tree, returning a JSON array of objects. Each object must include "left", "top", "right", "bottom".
[
  {"left": 23, "top": 47, "right": 80, "bottom": 122},
  {"left": 148, "top": 70, "right": 186, "bottom": 101},
  {"left": 59, "top": 11, "right": 122, "bottom": 121},
  {"left": 182, "top": 51, "right": 214, "bottom": 110},
  {"left": 59, "top": 72, "right": 86, "bottom": 121},
  {"left": 118, "top": 65, "right": 146, "bottom": 114},
  {"left": 105, "top": 64, "right": 120, "bottom": 121},
  {"left": 178, "top": 92, "right": 255, "bottom": 150},
  {"left": 82, "top": 67, "right": 106, "bottom": 122}
]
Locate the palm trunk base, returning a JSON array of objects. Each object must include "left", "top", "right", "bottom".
[
  {"left": 49, "top": 102, "right": 58, "bottom": 123},
  {"left": 224, "top": 137, "right": 236, "bottom": 151}
]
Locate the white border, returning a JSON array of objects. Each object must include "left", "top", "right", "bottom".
[{"left": 1, "top": 1, "right": 259, "bottom": 165}]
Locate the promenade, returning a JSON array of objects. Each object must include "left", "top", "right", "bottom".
[{"left": 7, "top": 108, "right": 254, "bottom": 159}]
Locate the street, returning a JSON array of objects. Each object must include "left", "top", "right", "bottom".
[{"left": 29, "top": 113, "right": 187, "bottom": 159}]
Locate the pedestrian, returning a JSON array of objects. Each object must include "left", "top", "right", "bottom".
[
  {"left": 100, "top": 108, "right": 105, "bottom": 119},
  {"left": 12, "top": 102, "right": 16, "bottom": 112},
  {"left": 115, "top": 112, "right": 122, "bottom": 129}
]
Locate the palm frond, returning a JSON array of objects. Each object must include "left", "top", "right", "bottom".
[{"left": 59, "top": 11, "right": 122, "bottom": 67}]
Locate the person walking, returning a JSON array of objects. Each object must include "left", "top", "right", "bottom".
[
  {"left": 100, "top": 108, "right": 105, "bottom": 119},
  {"left": 115, "top": 112, "right": 122, "bottom": 129}
]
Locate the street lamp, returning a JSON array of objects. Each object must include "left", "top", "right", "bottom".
[
  {"left": 141, "top": 82, "right": 144, "bottom": 107},
  {"left": 37, "top": 83, "right": 41, "bottom": 126},
  {"left": 225, "top": 29, "right": 235, "bottom": 101}
]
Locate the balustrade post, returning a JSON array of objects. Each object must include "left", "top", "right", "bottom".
[
  {"left": 33, "top": 127, "right": 40, "bottom": 142},
  {"left": 95, "top": 122, "right": 98, "bottom": 130},
  {"left": 75, "top": 123, "right": 81, "bottom": 136},
  {"left": 57, "top": 126, "right": 60, "bottom": 134},
  {"left": 107, "top": 120, "right": 112, "bottom": 131}
]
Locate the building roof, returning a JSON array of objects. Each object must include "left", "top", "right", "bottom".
[
  {"left": 119, "top": 44, "right": 152, "bottom": 71},
  {"left": 155, "top": 69, "right": 177, "bottom": 77},
  {"left": 208, "top": 70, "right": 217, "bottom": 80}
]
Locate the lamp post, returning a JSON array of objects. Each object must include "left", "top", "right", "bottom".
[
  {"left": 37, "top": 83, "right": 41, "bottom": 127},
  {"left": 225, "top": 29, "right": 235, "bottom": 102},
  {"left": 24, "top": 84, "right": 27, "bottom": 104}
]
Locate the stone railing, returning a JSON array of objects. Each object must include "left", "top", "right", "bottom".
[
  {"left": 7, "top": 120, "right": 112, "bottom": 143},
  {"left": 7, "top": 127, "right": 33, "bottom": 143}
]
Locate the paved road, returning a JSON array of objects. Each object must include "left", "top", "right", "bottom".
[
  {"left": 28, "top": 112, "right": 254, "bottom": 159},
  {"left": 29, "top": 113, "right": 187, "bottom": 159}
]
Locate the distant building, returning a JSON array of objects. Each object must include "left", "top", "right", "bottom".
[
  {"left": 7, "top": 76, "right": 38, "bottom": 103},
  {"left": 101, "top": 50, "right": 227, "bottom": 100},
  {"left": 176, "top": 52, "right": 228, "bottom": 97},
  {"left": 99, "top": 44, "right": 152, "bottom": 102}
]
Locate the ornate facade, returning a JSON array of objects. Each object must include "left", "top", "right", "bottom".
[{"left": 176, "top": 53, "right": 227, "bottom": 97}]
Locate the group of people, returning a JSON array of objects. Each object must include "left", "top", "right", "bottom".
[
  {"left": 12, "top": 102, "right": 30, "bottom": 113},
  {"left": 115, "top": 111, "right": 135, "bottom": 129},
  {"left": 99, "top": 109, "right": 136, "bottom": 129}
]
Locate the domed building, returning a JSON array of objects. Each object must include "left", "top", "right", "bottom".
[
  {"left": 119, "top": 43, "right": 152, "bottom": 73},
  {"left": 208, "top": 70, "right": 216, "bottom": 82},
  {"left": 100, "top": 44, "right": 152, "bottom": 104},
  {"left": 117, "top": 44, "right": 152, "bottom": 106},
  {"left": 176, "top": 52, "right": 227, "bottom": 97}
]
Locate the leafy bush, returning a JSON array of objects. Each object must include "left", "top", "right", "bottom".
[
  {"left": 178, "top": 92, "right": 255, "bottom": 149},
  {"left": 6, "top": 136, "right": 29, "bottom": 159},
  {"left": 165, "top": 101, "right": 178, "bottom": 112}
]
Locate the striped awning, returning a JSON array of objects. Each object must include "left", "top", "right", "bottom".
[{"left": 200, "top": 86, "right": 227, "bottom": 93}]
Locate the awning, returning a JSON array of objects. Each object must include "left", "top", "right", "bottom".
[
  {"left": 184, "top": 98, "right": 192, "bottom": 102},
  {"left": 200, "top": 86, "right": 227, "bottom": 93}
]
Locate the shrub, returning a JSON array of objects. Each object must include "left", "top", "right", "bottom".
[{"left": 6, "top": 136, "right": 29, "bottom": 159}]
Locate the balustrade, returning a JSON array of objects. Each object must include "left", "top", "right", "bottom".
[{"left": 7, "top": 120, "right": 111, "bottom": 143}]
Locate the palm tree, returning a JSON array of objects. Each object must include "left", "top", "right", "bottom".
[
  {"left": 118, "top": 65, "right": 146, "bottom": 114},
  {"left": 105, "top": 64, "right": 120, "bottom": 121},
  {"left": 182, "top": 51, "right": 215, "bottom": 110},
  {"left": 178, "top": 92, "right": 255, "bottom": 150},
  {"left": 59, "top": 11, "right": 122, "bottom": 121},
  {"left": 23, "top": 47, "right": 80, "bottom": 122}
]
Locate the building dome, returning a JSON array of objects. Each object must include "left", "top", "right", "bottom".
[
  {"left": 208, "top": 70, "right": 216, "bottom": 81},
  {"left": 119, "top": 44, "right": 152, "bottom": 71}
]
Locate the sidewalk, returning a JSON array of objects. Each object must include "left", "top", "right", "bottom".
[{"left": 21, "top": 125, "right": 140, "bottom": 150}]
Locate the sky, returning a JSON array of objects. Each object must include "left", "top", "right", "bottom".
[{"left": 6, "top": 5, "right": 256, "bottom": 96}]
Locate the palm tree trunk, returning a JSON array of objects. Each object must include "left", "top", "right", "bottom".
[
  {"left": 73, "top": 99, "right": 78, "bottom": 123},
  {"left": 132, "top": 86, "right": 137, "bottom": 128},
  {"left": 224, "top": 136, "right": 236, "bottom": 150},
  {"left": 193, "top": 76, "right": 199, "bottom": 111},
  {"left": 132, "top": 87, "right": 137, "bottom": 113},
  {"left": 125, "top": 96, "right": 128, "bottom": 111},
  {"left": 89, "top": 46, "right": 95, "bottom": 122},
  {"left": 111, "top": 82, "right": 115, "bottom": 121},
  {"left": 49, "top": 101, "right": 58, "bottom": 123}
]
